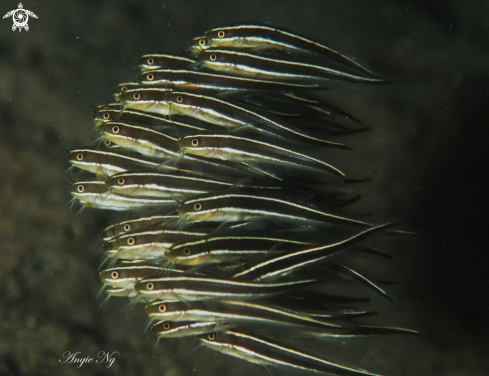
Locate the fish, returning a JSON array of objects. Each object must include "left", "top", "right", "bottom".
[
  {"left": 145, "top": 300, "right": 349, "bottom": 331},
  {"left": 202, "top": 24, "right": 378, "bottom": 78},
  {"left": 233, "top": 223, "right": 394, "bottom": 280},
  {"left": 176, "top": 130, "right": 346, "bottom": 179},
  {"left": 110, "top": 229, "right": 210, "bottom": 260},
  {"left": 97, "top": 121, "right": 181, "bottom": 158},
  {"left": 112, "top": 82, "right": 140, "bottom": 101},
  {"left": 165, "top": 91, "right": 348, "bottom": 147},
  {"left": 67, "top": 146, "right": 160, "bottom": 178},
  {"left": 177, "top": 192, "right": 372, "bottom": 227},
  {"left": 70, "top": 180, "right": 176, "bottom": 212},
  {"left": 166, "top": 234, "right": 314, "bottom": 265},
  {"left": 199, "top": 330, "right": 382, "bottom": 376},
  {"left": 187, "top": 36, "right": 211, "bottom": 54},
  {"left": 92, "top": 104, "right": 215, "bottom": 134},
  {"left": 137, "top": 68, "right": 329, "bottom": 91},
  {"left": 195, "top": 49, "right": 384, "bottom": 84},
  {"left": 105, "top": 170, "right": 281, "bottom": 199},
  {"left": 134, "top": 275, "right": 316, "bottom": 301},
  {"left": 99, "top": 262, "right": 187, "bottom": 289},
  {"left": 118, "top": 87, "right": 170, "bottom": 115},
  {"left": 152, "top": 321, "right": 232, "bottom": 340},
  {"left": 113, "top": 214, "right": 180, "bottom": 233},
  {"left": 137, "top": 54, "right": 196, "bottom": 72}
]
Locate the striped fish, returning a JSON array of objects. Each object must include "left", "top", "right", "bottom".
[
  {"left": 134, "top": 275, "right": 315, "bottom": 301},
  {"left": 137, "top": 54, "right": 195, "bottom": 72},
  {"left": 203, "top": 24, "right": 378, "bottom": 77},
  {"left": 165, "top": 91, "right": 347, "bottom": 147},
  {"left": 199, "top": 330, "right": 382, "bottom": 375},
  {"left": 196, "top": 49, "right": 383, "bottom": 84},
  {"left": 178, "top": 192, "right": 372, "bottom": 227}
]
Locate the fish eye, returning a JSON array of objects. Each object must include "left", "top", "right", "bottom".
[
  {"left": 76, "top": 153, "right": 84, "bottom": 161},
  {"left": 124, "top": 224, "right": 131, "bottom": 231},
  {"left": 147, "top": 57, "right": 154, "bottom": 65},
  {"left": 176, "top": 95, "right": 183, "bottom": 103},
  {"left": 147, "top": 73, "right": 154, "bottom": 81},
  {"left": 163, "top": 322, "right": 171, "bottom": 330},
  {"left": 210, "top": 54, "right": 217, "bottom": 61},
  {"left": 158, "top": 304, "right": 166, "bottom": 312},
  {"left": 104, "top": 140, "right": 112, "bottom": 147},
  {"left": 193, "top": 202, "right": 202, "bottom": 211},
  {"left": 198, "top": 39, "right": 206, "bottom": 47},
  {"left": 191, "top": 138, "right": 199, "bottom": 147},
  {"left": 146, "top": 282, "right": 154, "bottom": 290},
  {"left": 133, "top": 93, "right": 141, "bottom": 100},
  {"left": 112, "top": 126, "right": 120, "bottom": 134},
  {"left": 111, "top": 271, "right": 119, "bottom": 279},
  {"left": 127, "top": 237, "right": 135, "bottom": 245},
  {"left": 121, "top": 86, "right": 127, "bottom": 92},
  {"left": 217, "top": 31, "right": 225, "bottom": 38},
  {"left": 77, "top": 185, "right": 85, "bottom": 193},
  {"left": 208, "top": 333, "right": 215, "bottom": 340},
  {"left": 118, "top": 178, "right": 125, "bottom": 186},
  {"left": 183, "top": 248, "right": 191, "bottom": 256},
  {"left": 102, "top": 112, "right": 110, "bottom": 120}
]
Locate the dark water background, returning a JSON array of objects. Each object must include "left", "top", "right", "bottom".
[{"left": 0, "top": 0, "right": 488, "bottom": 375}]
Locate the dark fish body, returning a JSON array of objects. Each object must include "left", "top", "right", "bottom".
[
  {"left": 68, "top": 146, "right": 160, "bottom": 177},
  {"left": 234, "top": 223, "right": 394, "bottom": 280},
  {"left": 167, "top": 234, "right": 313, "bottom": 265},
  {"left": 165, "top": 91, "right": 345, "bottom": 146},
  {"left": 137, "top": 54, "right": 195, "bottom": 72},
  {"left": 138, "top": 68, "right": 329, "bottom": 91},
  {"left": 177, "top": 131, "right": 346, "bottom": 178},
  {"left": 146, "top": 300, "right": 348, "bottom": 331},
  {"left": 135, "top": 275, "right": 315, "bottom": 301},
  {"left": 203, "top": 24, "right": 378, "bottom": 77},
  {"left": 197, "top": 49, "right": 383, "bottom": 84},
  {"left": 97, "top": 121, "right": 181, "bottom": 158},
  {"left": 199, "top": 330, "right": 382, "bottom": 376},
  {"left": 178, "top": 192, "right": 371, "bottom": 227}
]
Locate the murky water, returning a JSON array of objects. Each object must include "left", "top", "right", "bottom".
[{"left": 0, "top": 1, "right": 487, "bottom": 375}]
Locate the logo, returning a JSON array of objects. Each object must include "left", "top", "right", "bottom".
[{"left": 3, "top": 3, "right": 37, "bottom": 32}]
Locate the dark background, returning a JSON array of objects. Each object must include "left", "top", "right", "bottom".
[{"left": 0, "top": 1, "right": 487, "bottom": 375}]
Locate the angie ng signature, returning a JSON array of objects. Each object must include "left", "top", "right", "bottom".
[{"left": 59, "top": 351, "right": 119, "bottom": 368}]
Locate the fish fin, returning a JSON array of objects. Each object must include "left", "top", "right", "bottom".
[
  {"left": 334, "top": 264, "right": 394, "bottom": 303},
  {"left": 361, "top": 246, "right": 393, "bottom": 260}
]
